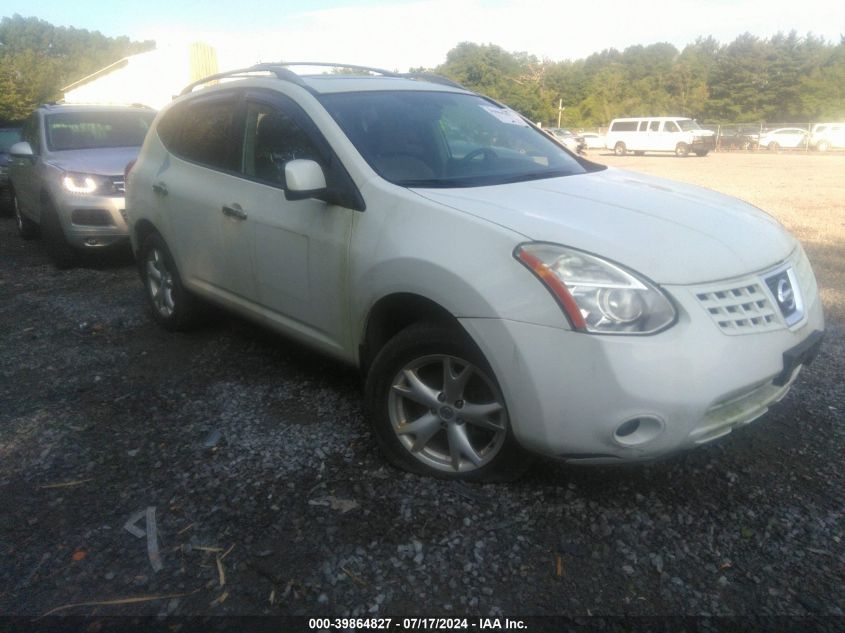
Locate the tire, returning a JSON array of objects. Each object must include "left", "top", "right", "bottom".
[
  {"left": 767, "top": 142, "right": 779, "bottom": 152},
  {"left": 40, "top": 198, "right": 78, "bottom": 269},
  {"left": 13, "top": 192, "right": 39, "bottom": 240},
  {"left": 675, "top": 143, "right": 690, "bottom": 157},
  {"left": 139, "top": 232, "right": 200, "bottom": 331},
  {"left": 365, "top": 322, "right": 532, "bottom": 482},
  {"left": 614, "top": 142, "right": 627, "bottom": 156},
  {"left": 633, "top": 151, "right": 645, "bottom": 156},
  {"left": 694, "top": 149, "right": 709, "bottom": 157},
  {"left": 816, "top": 141, "right": 830, "bottom": 152}
]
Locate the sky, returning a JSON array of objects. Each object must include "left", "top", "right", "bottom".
[{"left": 3, "top": 0, "right": 843, "bottom": 71}]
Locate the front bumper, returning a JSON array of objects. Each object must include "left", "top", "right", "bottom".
[
  {"left": 54, "top": 192, "right": 129, "bottom": 249},
  {"left": 460, "top": 254, "right": 824, "bottom": 462}
]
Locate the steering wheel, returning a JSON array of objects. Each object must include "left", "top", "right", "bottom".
[{"left": 460, "top": 147, "right": 498, "bottom": 163}]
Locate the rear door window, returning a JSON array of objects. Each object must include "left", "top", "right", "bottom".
[{"left": 177, "top": 96, "right": 241, "bottom": 172}]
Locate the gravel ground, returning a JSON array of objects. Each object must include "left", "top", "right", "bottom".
[{"left": 1, "top": 175, "right": 844, "bottom": 621}]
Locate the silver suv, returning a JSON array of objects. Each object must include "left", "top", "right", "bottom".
[{"left": 9, "top": 103, "right": 155, "bottom": 268}]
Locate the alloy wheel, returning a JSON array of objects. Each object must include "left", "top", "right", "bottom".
[
  {"left": 387, "top": 354, "right": 508, "bottom": 474},
  {"left": 145, "top": 247, "right": 176, "bottom": 317}
]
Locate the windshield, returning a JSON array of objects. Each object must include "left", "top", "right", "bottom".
[
  {"left": 320, "top": 91, "right": 587, "bottom": 187},
  {"left": 0, "top": 128, "right": 21, "bottom": 152},
  {"left": 678, "top": 119, "right": 702, "bottom": 131},
  {"left": 46, "top": 111, "right": 155, "bottom": 151}
]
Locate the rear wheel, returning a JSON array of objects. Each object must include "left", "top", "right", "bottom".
[
  {"left": 767, "top": 141, "right": 780, "bottom": 152},
  {"left": 365, "top": 322, "right": 532, "bottom": 482},
  {"left": 694, "top": 149, "right": 709, "bottom": 157},
  {"left": 14, "top": 192, "right": 39, "bottom": 239},
  {"left": 614, "top": 142, "right": 627, "bottom": 156},
  {"left": 139, "top": 233, "right": 200, "bottom": 331},
  {"left": 40, "top": 198, "right": 78, "bottom": 269},
  {"left": 816, "top": 140, "right": 830, "bottom": 152},
  {"left": 633, "top": 151, "right": 645, "bottom": 156},
  {"left": 675, "top": 143, "right": 690, "bottom": 157}
]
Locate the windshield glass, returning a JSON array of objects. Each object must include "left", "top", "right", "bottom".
[
  {"left": 678, "top": 119, "right": 702, "bottom": 131},
  {"left": 46, "top": 111, "right": 155, "bottom": 151},
  {"left": 320, "top": 91, "right": 587, "bottom": 187}
]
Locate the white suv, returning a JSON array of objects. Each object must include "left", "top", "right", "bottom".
[
  {"left": 810, "top": 122, "right": 845, "bottom": 151},
  {"left": 126, "top": 63, "right": 824, "bottom": 481}
]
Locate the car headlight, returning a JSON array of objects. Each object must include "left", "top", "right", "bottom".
[
  {"left": 61, "top": 172, "right": 112, "bottom": 195},
  {"left": 515, "top": 242, "right": 677, "bottom": 335}
]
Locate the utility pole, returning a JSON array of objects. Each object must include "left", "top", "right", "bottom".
[{"left": 557, "top": 99, "right": 565, "bottom": 128}]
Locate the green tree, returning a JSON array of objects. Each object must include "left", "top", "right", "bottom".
[{"left": 0, "top": 14, "right": 154, "bottom": 122}]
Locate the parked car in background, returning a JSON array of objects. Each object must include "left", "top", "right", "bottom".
[
  {"left": 8, "top": 103, "right": 155, "bottom": 268},
  {"left": 716, "top": 125, "right": 760, "bottom": 151},
  {"left": 127, "top": 63, "right": 823, "bottom": 481},
  {"left": 810, "top": 122, "right": 845, "bottom": 151},
  {"left": 578, "top": 132, "right": 605, "bottom": 149},
  {"left": 605, "top": 117, "right": 715, "bottom": 156},
  {"left": 546, "top": 128, "right": 586, "bottom": 154},
  {"left": 0, "top": 125, "right": 22, "bottom": 215},
  {"left": 758, "top": 127, "right": 808, "bottom": 151}
]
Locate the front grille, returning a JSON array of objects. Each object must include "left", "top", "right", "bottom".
[
  {"left": 695, "top": 282, "right": 781, "bottom": 334},
  {"left": 110, "top": 177, "right": 125, "bottom": 194}
]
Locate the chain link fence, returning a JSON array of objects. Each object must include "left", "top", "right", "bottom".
[{"left": 575, "top": 120, "right": 845, "bottom": 153}]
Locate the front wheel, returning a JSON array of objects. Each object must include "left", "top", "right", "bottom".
[
  {"left": 675, "top": 143, "right": 690, "bottom": 157},
  {"left": 767, "top": 141, "right": 779, "bottom": 152},
  {"left": 365, "top": 322, "right": 531, "bottom": 482},
  {"left": 139, "top": 233, "right": 200, "bottom": 331}
]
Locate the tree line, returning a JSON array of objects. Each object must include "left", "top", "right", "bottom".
[
  {"left": 432, "top": 34, "right": 845, "bottom": 128},
  {"left": 2, "top": 13, "right": 843, "bottom": 128}
]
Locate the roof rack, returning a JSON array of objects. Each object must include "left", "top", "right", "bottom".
[{"left": 179, "top": 62, "right": 467, "bottom": 96}]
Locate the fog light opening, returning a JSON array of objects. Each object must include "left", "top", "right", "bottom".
[
  {"left": 613, "top": 416, "right": 664, "bottom": 447},
  {"left": 84, "top": 238, "right": 100, "bottom": 246}
]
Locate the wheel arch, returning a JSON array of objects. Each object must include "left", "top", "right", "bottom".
[
  {"left": 359, "top": 292, "right": 464, "bottom": 374},
  {"left": 133, "top": 218, "right": 160, "bottom": 256}
]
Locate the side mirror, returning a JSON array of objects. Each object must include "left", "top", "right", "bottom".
[
  {"left": 9, "top": 141, "right": 34, "bottom": 158},
  {"left": 284, "top": 159, "right": 327, "bottom": 201}
]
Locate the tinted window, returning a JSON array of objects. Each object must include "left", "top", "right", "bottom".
[
  {"left": 45, "top": 111, "right": 154, "bottom": 150},
  {"left": 664, "top": 121, "right": 680, "bottom": 133},
  {"left": 178, "top": 98, "right": 240, "bottom": 171},
  {"left": 648, "top": 121, "right": 660, "bottom": 132},
  {"left": 156, "top": 104, "right": 184, "bottom": 152},
  {"left": 611, "top": 121, "right": 637, "bottom": 132}
]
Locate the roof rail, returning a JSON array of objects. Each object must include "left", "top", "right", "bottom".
[
  {"left": 179, "top": 62, "right": 467, "bottom": 96},
  {"left": 179, "top": 64, "right": 308, "bottom": 96}
]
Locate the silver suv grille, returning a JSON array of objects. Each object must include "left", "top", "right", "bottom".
[{"left": 111, "top": 177, "right": 125, "bottom": 194}]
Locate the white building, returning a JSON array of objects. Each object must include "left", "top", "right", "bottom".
[{"left": 62, "top": 43, "right": 219, "bottom": 109}]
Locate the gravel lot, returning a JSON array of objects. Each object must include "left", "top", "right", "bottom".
[{"left": 1, "top": 153, "right": 843, "bottom": 623}]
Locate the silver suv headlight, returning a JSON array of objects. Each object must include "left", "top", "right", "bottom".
[
  {"left": 515, "top": 242, "right": 677, "bottom": 335},
  {"left": 61, "top": 171, "right": 112, "bottom": 195}
]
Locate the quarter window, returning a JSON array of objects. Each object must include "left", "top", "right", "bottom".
[{"left": 178, "top": 98, "right": 240, "bottom": 172}]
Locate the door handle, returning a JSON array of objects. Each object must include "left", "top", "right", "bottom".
[
  {"left": 152, "top": 182, "right": 168, "bottom": 196},
  {"left": 221, "top": 203, "right": 248, "bottom": 220}
]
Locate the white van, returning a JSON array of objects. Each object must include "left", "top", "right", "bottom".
[{"left": 605, "top": 117, "right": 716, "bottom": 157}]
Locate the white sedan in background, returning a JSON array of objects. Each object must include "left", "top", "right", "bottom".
[
  {"left": 579, "top": 132, "right": 606, "bottom": 149},
  {"left": 759, "top": 128, "right": 808, "bottom": 151}
]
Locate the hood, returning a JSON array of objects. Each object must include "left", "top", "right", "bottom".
[
  {"left": 45, "top": 147, "right": 141, "bottom": 176},
  {"left": 412, "top": 167, "right": 794, "bottom": 285}
]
